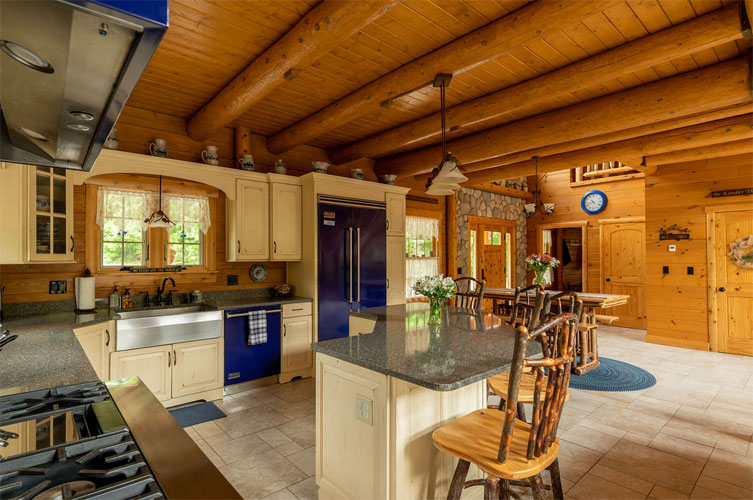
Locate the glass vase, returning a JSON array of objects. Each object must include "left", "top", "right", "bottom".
[{"left": 427, "top": 296, "right": 445, "bottom": 325}]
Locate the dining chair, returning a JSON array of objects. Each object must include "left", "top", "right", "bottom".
[
  {"left": 503, "top": 284, "right": 544, "bottom": 328},
  {"left": 454, "top": 277, "right": 485, "bottom": 310},
  {"left": 433, "top": 313, "right": 578, "bottom": 500}
]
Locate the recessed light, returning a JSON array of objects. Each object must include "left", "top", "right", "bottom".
[
  {"left": 70, "top": 111, "right": 94, "bottom": 121},
  {"left": 66, "top": 123, "right": 90, "bottom": 132},
  {"left": 15, "top": 125, "right": 49, "bottom": 142},
  {"left": 0, "top": 40, "right": 54, "bottom": 74}
]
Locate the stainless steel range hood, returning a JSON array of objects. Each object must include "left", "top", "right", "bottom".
[{"left": 0, "top": 0, "right": 167, "bottom": 172}]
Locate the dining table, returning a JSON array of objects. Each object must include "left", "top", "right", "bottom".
[{"left": 484, "top": 288, "right": 631, "bottom": 374}]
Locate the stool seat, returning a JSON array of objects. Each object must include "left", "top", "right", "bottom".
[
  {"left": 432, "top": 409, "right": 560, "bottom": 480},
  {"left": 488, "top": 370, "right": 569, "bottom": 404}
]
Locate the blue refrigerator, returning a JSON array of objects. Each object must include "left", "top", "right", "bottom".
[{"left": 318, "top": 201, "right": 387, "bottom": 342}]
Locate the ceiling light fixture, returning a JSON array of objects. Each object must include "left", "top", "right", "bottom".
[
  {"left": 144, "top": 176, "right": 175, "bottom": 228},
  {"left": 425, "top": 73, "right": 467, "bottom": 195},
  {"left": 524, "top": 156, "right": 555, "bottom": 217}
]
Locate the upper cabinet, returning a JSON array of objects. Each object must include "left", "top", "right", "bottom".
[
  {"left": 228, "top": 178, "right": 270, "bottom": 261},
  {"left": 0, "top": 163, "right": 27, "bottom": 264},
  {"left": 386, "top": 193, "right": 406, "bottom": 237},
  {"left": 270, "top": 178, "right": 302, "bottom": 261}
]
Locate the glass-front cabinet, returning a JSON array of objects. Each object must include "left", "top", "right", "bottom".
[{"left": 28, "top": 166, "right": 74, "bottom": 262}]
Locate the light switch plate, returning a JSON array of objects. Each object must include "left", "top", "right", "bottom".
[
  {"left": 355, "top": 395, "right": 372, "bottom": 425},
  {"left": 668, "top": 245, "right": 676, "bottom": 252}
]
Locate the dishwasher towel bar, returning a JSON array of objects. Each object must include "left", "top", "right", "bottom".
[{"left": 225, "top": 309, "right": 281, "bottom": 319}]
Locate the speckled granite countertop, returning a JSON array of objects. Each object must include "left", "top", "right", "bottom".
[
  {"left": 312, "top": 303, "right": 541, "bottom": 391},
  {"left": 0, "top": 294, "right": 312, "bottom": 397}
]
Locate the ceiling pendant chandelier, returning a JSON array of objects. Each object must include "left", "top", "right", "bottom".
[
  {"left": 426, "top": 73, "right": 467, "bottom": 195},
  {"left": 144, "top": 175, "right": 175, "bottom": 228},
  {"left": 524, "top": 156, "right": 555, "bottom": 217}
]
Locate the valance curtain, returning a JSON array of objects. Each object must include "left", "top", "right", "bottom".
[
  {"left": 96, "top": 187, "right": 211, "bottom": 234},
  {"left": 405, "top": 216, "right": 440, "bottom": 299}
]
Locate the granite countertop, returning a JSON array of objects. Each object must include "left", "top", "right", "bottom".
[
  {"left": 0, "top": 294, "right": 313, "bottom": 397},
  {"left": 313, "top": 303, "right": 541, "bottom": 391}
]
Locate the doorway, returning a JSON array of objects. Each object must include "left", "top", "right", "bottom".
[
  {"left": 468, "top": 216, "right": 516, "bottom": 292},
  {"left": 538, "top": 224, "right": 586, "bottom": 292},
  {"left": 600, "top": 221, "right": 647, "bottom": 329},
  {"left": 708, "top": 206, "right": 753, "bottom": 356}
]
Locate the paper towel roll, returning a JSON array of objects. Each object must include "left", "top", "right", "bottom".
[{"left": 75, "top": 276, "right": 96, "bottom": 311}]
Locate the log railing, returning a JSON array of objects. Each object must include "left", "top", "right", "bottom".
[{"left": 570, "top": 161, "right": 641, "bottom": 185}]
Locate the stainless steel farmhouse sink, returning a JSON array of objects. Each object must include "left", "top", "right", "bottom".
[{"left": 115, "top": 305, "right": 222, "bottom": 350}]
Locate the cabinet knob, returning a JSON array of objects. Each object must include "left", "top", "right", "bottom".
[{"left": 605, "top": 278, "right": 611, "bottom": 282}]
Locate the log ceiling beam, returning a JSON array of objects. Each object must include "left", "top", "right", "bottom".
[
  {"left": 185, "top": 0, "right": 402, "bottom": 141},
  {"left": 377, "top": 56, "right": 752, "bottom": 178},
  {"left": 265, "top": 1, "right": 614, "bottom": 155},
  {"left": 461, "top": 114, "right": 753, "bottom": 185},
  {"left": 643, "top": 139, "right": 753, "bottom": 167},
  {"left": 332, "top": 5, "right": 743, "bottom": 165}
]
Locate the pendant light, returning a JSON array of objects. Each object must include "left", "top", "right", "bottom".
[
  {"left": 144, "top": 175, "right": 175, "bottom": 228},
  {"left": 524, "top": 156, "right": 555, "bottom": 217},
  {"left": 425, "top": 73, "right": 466, "bottom": 194}
]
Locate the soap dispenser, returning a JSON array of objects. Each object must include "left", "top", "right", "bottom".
[{"left": 109, "top": 286, "right": 121, "bottom": 309}]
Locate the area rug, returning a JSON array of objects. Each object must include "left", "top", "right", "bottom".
[
  {"left": 569, "top": 357, "right": 656, "bottom": 392},
  {"left": 169, "top": 401, "right": 226, "bottom": 427}
]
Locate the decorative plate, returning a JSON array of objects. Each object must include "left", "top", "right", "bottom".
[{"left": 250, "top": 264, "right": 268, "bottom": 282}]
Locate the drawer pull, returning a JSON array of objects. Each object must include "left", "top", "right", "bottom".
[
  {"left": 173, "top": 350, "right": 177, "bottom": 366},
  {"left": 292, "top": 308, "right": 303, "bottom": 311},
  {"left": 105, "top": 329, "right": 110, "bottom": 346}
]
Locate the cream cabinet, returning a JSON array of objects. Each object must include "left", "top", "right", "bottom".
[
  {"left": 110, "top": 345, "right": 172, "bottom": 401},
  {"left": 386, "top": 193, "right": 406, "bottom": 237},
  {"left": 28, "top": 166, "right": 75, "bottom": 262},
  {"left": 0, "top": 163, "right": 27, "bottom": 264},
  {"left": 270, "top": 180, "right": 302, "bottom": 261},
  {"left": 172, "top": 338, "right": 223, "bottom": 399},
  {"left": 227, "top": 178, "right": 269, "bottom": 261},
  {"left": 73, "top": 321, "right": 115, "bottom": 381},
  {"left": 387, "top": 236, "right": 406, "bottom": 305},
  {"left": 280, "top": 302, "right": 313, "bottom": 383}
]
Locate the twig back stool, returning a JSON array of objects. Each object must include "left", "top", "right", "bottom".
[
  {"left": 432, "top": 313, "right": 579, "bottom": 500},
  {"left": 543, "top": 291, "right": 597, "bottom": 374},
  {"left": 503, "top": 284, "right": 543, "bottom": 327},
  {"left": 454, "top": 277, "right": 486, "bottom": 310}
]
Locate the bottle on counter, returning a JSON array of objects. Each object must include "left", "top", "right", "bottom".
[
  {"left": 109, "top": 285, "right": 121, "bottom": 309},
  {"left": 191, "top": 290, "right": 202, "bottom": 303},
  {"left": 122, "top": 288, "right": 132, "bottom": 309}
]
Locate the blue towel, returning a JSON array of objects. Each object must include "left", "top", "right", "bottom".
[{"left": 247, "top": 310, "right": 267, "bottom": 345}]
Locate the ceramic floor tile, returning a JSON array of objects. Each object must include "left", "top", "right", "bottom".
[
  {"left": 211, "top": 433, "right": 272, "bottom": 465},
  {"left": 561, "top": 424, "right": 620, "bottom": 454},
  {"left": 648, "top": 432, "right": 713, "bottom": 464},
  {"left": 577, "top": 418, "right": 628, "bottom": 439},
  {"left": 662, "top": 407, "right": 753, "bottom": 450},
  {"left": 582, "top": 405, "right": 667, "bottom": 438},
  {"left": 694, "top": 475, "right": 753, "bottom": 500},
  {"left": 276, "top": 441, "right": 305, "bottom": 457},
  {"left": 287, "top": 476, "right": 318, "bottom": 500},
  {"left": 589, "top": 464, "right": 654, "bottom": 495},
  {"left": 260, "top": 489, "right": 299, "bottom": 500},
  {"left": 643, "top": 381, "right": 720, "bottom": 410},
  {"left": 256, "top": 427, "right": 294, "bottom": 448},
  {"left": 701, "top": 449, "right": 753, "bottom": 491},
  {"left": 649, "top": 485, "right": 689, "bottom": 500},
  {"left": 276, "top": 414, "right": 316, "bottom": 448},
  {"left": 204, "top": 430, "right": 232, "bottom": 446},
  {"left": 215, "top": 404, "right": 291, "bottom": 439},
  {"left": 192, "top": 420, "right": 226, "bottom": 439},
  {"left": 556, "top": 439, "right": 604, "bottom": 483},
  {"left": 220, "top": 448, "right": 307, "bottom": 500},
  {"left": 286, "top": 446, "right": 316, "bottom": 476},
  {"left": 626, "top": 397, "right": 681, "bottom": 420},
  {"left": 568, "top": 473, "right": 648, "bottom": 500}
]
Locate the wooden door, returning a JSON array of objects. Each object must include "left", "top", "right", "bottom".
[
  {"left": 282, "top": 316, "right": 313, "bottom": 372},
  {"left": 469, "top": 218, "right": 515, "bottom": 288},
  {"left": 601, "top": 222, "right": 646, "bottom": 329},
  {"left": 386, "top": 236, "right": 406, "bottom": 305},
  {"left": 74, "top": 322, "right": 114, "bottom": 380},
  {"left": 110, "top": 345, "right": 172, "bottom": 401},
  {"left": 270, "top": 182, "right": 301, "bottom": 260},
  {"left": 236, "top": 179, "right": 269, "bottom": 260},
  {"left": 172, "top": 338, "right": 223, "bottom": 398},
  {"left": 711, "top": 209, "right": 753, "bottom": 356}
]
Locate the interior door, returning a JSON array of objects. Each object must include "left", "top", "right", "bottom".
[
  {"left": 712, "top": 209, "right": 753, "bottom": 356},
  {"left": 601, "top": 222, "right": 646, "bottom": 329}
]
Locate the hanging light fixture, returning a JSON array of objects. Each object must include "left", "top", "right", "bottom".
[
  {"left": 144, "top": 175, "right": 175, "bottom": 228},
  {"left": 524, "top": 156, "right": 555, "bottom": 217},
  {"left": 425, "top": 73, "right": 467, "bottom": 195}
]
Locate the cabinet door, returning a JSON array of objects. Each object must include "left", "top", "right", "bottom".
[
  {"left": 282, "top": 316, "right": 313, "bottom": 373},
  {"left": 74, "top": 322, "right": 114, "bottom": 380},
  {"left": 0, "top": 163, "right": 27, "bottom": 264},
  {"left": 236, "top": 179, "right": 269, "bottom": 260},
  {"left": 386, "top": 236, "right": 406, "bottom": 305},
  {"left": 270, "top": 182, "right": 301, "bottom": 260},
  {"left": 172, "top": 338, "right": 223, "bottom": 398},
  {"left": 386, "top": 193, "right": 405, "bottom": 237},
  {"left": 28, "top": 166, "right": 74, "bottom": 262},
  {"left": 110, "top": 345, "right": 172, "bottom": 401}
]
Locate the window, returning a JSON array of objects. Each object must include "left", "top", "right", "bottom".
[
  {"left": 166, "top": 197, "right": 204, "bottom": 266},
  {"left": 99, "top": 190, "right": 147, "bottom": 267},
  {"left": 405, "top": 216, "right": 440, "bottom": 299}
]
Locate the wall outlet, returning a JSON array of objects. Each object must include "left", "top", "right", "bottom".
[
  {"left": 227, "top": 274, "right": 238, "bottom": 286},
  {"left": 355, "top": 395, "right": 373, "bottom": 425},
  {"left": 662, "top": 266, "right": 669, "bottom": 275},
  {"left": 49, "top": 280, "right": 67, "bottom": 294},
  {"left": 687, "top": 266, "right": 694, "bottom": 275}
]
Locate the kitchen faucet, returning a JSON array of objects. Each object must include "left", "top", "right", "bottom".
[{"left": 156, "top": 277, "right": 176, "bottom": 306}]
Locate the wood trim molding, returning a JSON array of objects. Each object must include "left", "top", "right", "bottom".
[
  {"left": 704, "top": 203, "right": 753, "bottom": 213},
  {"left": 535, "top": 221, "right": 588, "bottom": 229},
  {"left": 447, "top": 193, "right": 457, "bottom": 278},
  {"left": 645, "top": 334, "right": 710, "bottom": 352},
  {"left": 467, "top": 183, "right": 533, "bottom": 201},
  {"left": 706, "top": 210, "right": 719, "bottom": 352},
  {"left": 597, "top": 217, "right": 646, "bottom": 224},
  {"left": 467, "top": 215, "right": 517, "bottom": 228}
]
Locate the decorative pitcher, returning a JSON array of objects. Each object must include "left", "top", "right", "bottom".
[
  {"left": 202, "top": 145, "right": 220, "bottom": 165},
  {"left": 239, "top": 154, "right": 254, "bottom": 171},
  {"left": 149, "top": 138, "right": 167, "bottom": 157}
]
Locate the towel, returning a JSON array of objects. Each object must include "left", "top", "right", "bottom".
[{"left": 247, "top": 310, "right": 267, "bottom": 345}]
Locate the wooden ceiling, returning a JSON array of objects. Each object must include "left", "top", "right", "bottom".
[{"left": 125, "top": 0, "right": 752, "bottom": 183}]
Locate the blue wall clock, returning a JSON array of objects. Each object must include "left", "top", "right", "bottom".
[{"left": 581, "top": 190, "right": 607, "bottom": 214}]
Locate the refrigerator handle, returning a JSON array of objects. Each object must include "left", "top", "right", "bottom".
[
  {"left": 356, "top": 227, "right": 361, "bottom": 303},
  {"left": 347, "top": 227, "right": 353, "bottom": 303}
]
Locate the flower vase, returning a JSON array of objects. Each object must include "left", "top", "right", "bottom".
[
  {"left": 533, "top": 272, "right": 546, "bottom": 287},
  {"left": 428, "top": 297, "right": 445, "bottom": 325}
]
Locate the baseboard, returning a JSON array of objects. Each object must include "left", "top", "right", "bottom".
[
  {"left": 645, "top": 334, "right": 709, "bottom": 352},
  {"left": 279, "top": 366, "right": 313, "bottom": 384},
  {"left": 163, "top": 387, "right": 224, "bottom": 408}
]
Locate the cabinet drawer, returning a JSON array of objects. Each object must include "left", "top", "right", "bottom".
[{"left": 283, "top": 302, "right": 312, "bottom": 318}]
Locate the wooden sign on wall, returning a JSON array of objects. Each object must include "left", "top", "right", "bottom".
[
  {"left": 710, "top": 188, "right": 753, "bottom": 198},
  {"left": 659, "top": 224, "right": 691, "bottom": 241}
]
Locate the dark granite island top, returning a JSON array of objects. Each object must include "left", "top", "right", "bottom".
[{"left": 311, "top": 303, "right": 541, "bottom": 391}]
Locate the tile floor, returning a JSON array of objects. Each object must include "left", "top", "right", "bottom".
[{"left": 185, "top": 326, "right": 753, "bottom": 500}]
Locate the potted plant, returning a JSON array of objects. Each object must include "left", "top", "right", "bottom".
[
  {"left": 525, "top": 253, "right": 561, "bottom": 287},
  {"left": 413, "top": 275, "right": 457, "bottom": 325}
]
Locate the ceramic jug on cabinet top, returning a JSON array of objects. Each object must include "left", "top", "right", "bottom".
[
  {"left": 239, "top": 154, "right": 254, "bottom": 171},
  {"left": 149, "top": 138, "right": 168, "bottom": 157},
  {"left": 202, "top": 145, "right": 220, "bottom": 165}
]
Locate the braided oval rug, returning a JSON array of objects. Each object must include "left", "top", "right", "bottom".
[{"left": 568, "top": 357, "right": 656, "bottom": 392}]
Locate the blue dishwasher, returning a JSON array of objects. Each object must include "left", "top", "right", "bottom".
[{"left": 224, "top": 306, "right": 281, "bottom": 385}]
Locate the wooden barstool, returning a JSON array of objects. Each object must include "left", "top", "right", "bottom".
[
  {"left": 497, "top": 284, "right": 543, "bottom": 327},
  {"left": 453, "top": 277, "right": 485, "bottom": 309},
  {"left": 433, "top": 313, "right": 578, "bottom": 500}
]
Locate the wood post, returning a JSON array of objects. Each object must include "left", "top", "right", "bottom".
[
  {"left": 376, "top": 57, "right": 752, "bottom": 178},
  {"left": 331, "top": 5, "right": 742, "bottom": 165},
  {"left": 186, "top": 0, "right": 401, "bottom": 141},
  {"left": 446, "top": 192, "right": 458, "bottom": 279},
  {"left": 265, "top": 1, "right": 612, "bottom": 154},
  {"left": 234, "top": 127, "right": 251, "bottom": 168}
]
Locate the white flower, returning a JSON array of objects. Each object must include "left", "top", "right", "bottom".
[{"left": 413, "top": 275, "right": 457, "bottom": 299}]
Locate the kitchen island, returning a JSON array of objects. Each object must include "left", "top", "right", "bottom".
[{"left": 311, "top": 303, "right": 541, "bottom": 500}]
